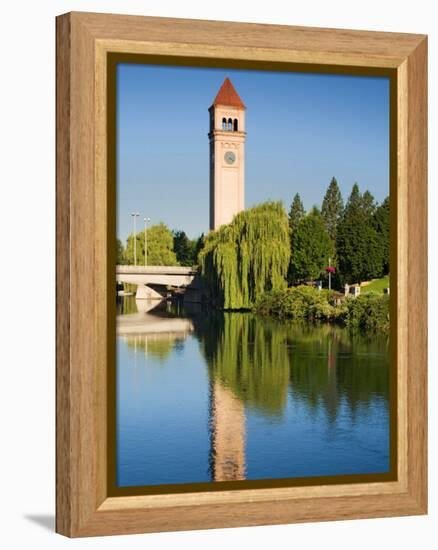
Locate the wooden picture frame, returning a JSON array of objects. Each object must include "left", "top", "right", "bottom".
[{"left": 56, "top": 11, "right": 427, "bottom": 537}]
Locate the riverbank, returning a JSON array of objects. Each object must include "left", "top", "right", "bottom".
[{"left": 254, "top": 285, "right": 390, "bottom": 332}]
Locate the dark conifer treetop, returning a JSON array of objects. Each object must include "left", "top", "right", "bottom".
[
  {"left": 288, "top": 193, "right": 305, "bottom": 234},
  {"left": 321, "top": 177, "right": 344, "bottom": 241}
]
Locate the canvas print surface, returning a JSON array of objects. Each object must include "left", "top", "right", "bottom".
[{"left": 114, "top": 64, "right": 391, "bottom": 489}]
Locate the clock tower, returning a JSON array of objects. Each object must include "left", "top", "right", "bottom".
[{"left": 208, "top": 78, "right": 246, "bottom": 230}]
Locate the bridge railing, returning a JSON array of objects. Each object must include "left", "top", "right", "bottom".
[{"left": 116, "top": 265, "right": 198, "bottom": 275}]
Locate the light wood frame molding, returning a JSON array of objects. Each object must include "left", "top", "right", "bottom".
[{"left": 56, "top": 11, "right": 428, "bottom": 537}]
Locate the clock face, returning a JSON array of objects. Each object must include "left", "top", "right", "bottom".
[{"left": 224, "top": 151, "right": 236, "bottom": 165}]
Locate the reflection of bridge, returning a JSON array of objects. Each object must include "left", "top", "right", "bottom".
[
  {"left": 116, "top": 311, "right": 194, "bottom": 336},
  {"left": 116, "top": 265, "right": 201, "bottom": 301}
]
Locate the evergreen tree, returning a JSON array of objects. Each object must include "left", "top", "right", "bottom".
[
  {"left": 321, "top": 177, "right": 344, "bottom": 241},
  {"left": 361, "top": 190, "right": 377, "bottom": 217},
  {"left": 373, "top": 197, "right": 390, "bottom": 274},
  {"left": 125, "top": 222, "right": 178, "bottom": 266},
  {"left": 345, "top": 182, "right": 362, "bottom": 215},
  {"left": 336, "top": 185, "right": 384, "bottom": 283},
  {"left": 173, "top": 230, "right": 196, "bottom": 266},
  {"left": 288, "top": 193, "right": 305, "bottom": 234},
  {"left": 289, "top": 207, "right": 334, "bottom": 283}
]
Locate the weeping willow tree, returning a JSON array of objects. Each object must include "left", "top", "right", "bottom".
[{"left": 199, "top": 202, "right": 290, "bottom": 309}]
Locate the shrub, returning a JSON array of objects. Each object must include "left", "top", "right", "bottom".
[
  {"left": 254, "top": 286, "right": 389, "bottom": 332},
  {"left": 340, "top": 293, "right": 390, "bottom": 332},
  {"left": 254, "top": 286, "right": 337, "bottom": 322}
]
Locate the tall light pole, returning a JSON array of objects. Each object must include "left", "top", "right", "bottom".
[
  {"left": 144, "top": 217, "right": 151, "bottom": 266},
  {"left": 328, "top": 257, "right": 332, "bottom": 291},
  {"left": 131, "top": 212, "right": 140, "bottom": 266},
  {"left": 325, "top": 260, "right": 335, "bottom": 291}
]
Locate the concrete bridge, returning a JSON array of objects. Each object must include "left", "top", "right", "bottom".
[{"left": 116, "top": 265, "right": 201, "bottom": 301}]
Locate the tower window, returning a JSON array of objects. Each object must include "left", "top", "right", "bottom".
[
  {"left": 228, "top": 118, "right": 233, "bottom": 131},
  {"left": 222, "top": 117, "right": 227, "bottom": 130},
  {"left": 233, "top": 119, "right": 238, "bottom": 131}
]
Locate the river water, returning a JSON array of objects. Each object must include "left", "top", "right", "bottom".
[{"left": 116, "top": 297, "right": 390, "bottom": 487}]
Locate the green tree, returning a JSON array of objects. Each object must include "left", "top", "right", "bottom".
[
  {"left": 173, "top": 230, "right": 196, "bottom": 266},
  {"left": 288, "top": 193, "right": 305, "bottom": 234},
  {"left": 373, "top": 196, "right": 390, "bottom": 274},
  {"left": 289, "top": 207, "right": 334, "bottom": 283},
  {"left": 361, "top": 190, "right": 377, "bottom": 217},
  {"left": 193, "top": 233, "right": 205, "bottom": 265},
  {"left": 336, "top": 185, "right": 385, "bottom": 283},
  {"left": 199, "top": 202, "right": 290, "bottom": 309},
  {"left": 321, "top": 177, "right": 344, "bottom": 241},
  {"left": 116, "top": 238, "right": 125, "bottom": 264},
  {"left": 124, "top": 222, "right": 178, "bottom": 266},
  {"left": 346, "top": 182, "right": 362, "bottom": 213}
]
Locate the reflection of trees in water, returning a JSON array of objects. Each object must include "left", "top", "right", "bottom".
[
  {"left": 195, "top": 312, "right": 389, "bottom": 422},
  {"left": 123, "top": 333, "right": 185, "bottom": 362},
  {"left": 198, "top": 313, "right": 290, "bottom": 416},
  {"left": 116, "top": 295, "right": 138, "bottom": 315},
  {"left": 286, "top": 324, "right": 389, "bottom": 423}
]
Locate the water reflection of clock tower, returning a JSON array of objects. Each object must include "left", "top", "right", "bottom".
[{"left": 208, "top": 78, "right": 246, "bottom": 230}]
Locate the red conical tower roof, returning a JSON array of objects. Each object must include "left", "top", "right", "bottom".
[{"left": 211, "top": 77, "right": 246, "bottom": 109}]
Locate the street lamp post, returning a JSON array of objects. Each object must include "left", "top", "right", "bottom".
[
  {"left": 144, "top": 217, "right": 151, "bottom": 266},
  {"left": 131, "top": 212, "right": 140, "bottom": 266},
  {"left": 325, "top": 258, "right": 336, "bottom": 291},
  {"left": 328, "top": 257, "right": 332, "bottom": 291}
]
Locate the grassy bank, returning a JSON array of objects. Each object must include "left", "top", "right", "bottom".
[
  {"left": 254, "top": 286, "right": 390, "bottom": 332},
  {"left": 361, "top": 275, "right": 390, "bottom": 294}
]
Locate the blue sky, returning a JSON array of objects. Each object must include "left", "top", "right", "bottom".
[{"left": 117, "top": 64, "right": 389, "bottom": 241}]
